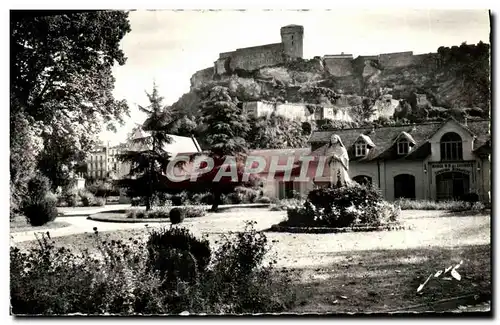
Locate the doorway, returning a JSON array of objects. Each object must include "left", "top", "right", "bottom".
[{"left": 436, "top": 171, "right": 470, "bottom": 201}]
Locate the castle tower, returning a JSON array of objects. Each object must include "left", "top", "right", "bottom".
[{"left": 280, "top": 25, "right": 304, "bottom": 59}]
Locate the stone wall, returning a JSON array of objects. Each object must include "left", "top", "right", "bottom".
[
  {"left": 229, "top": 43, "right": 284, "bottom": 72},
  {"left": 378, "top": 51, "right": 415, "bottom": 68},
  {"left": 323, "top": 57, "right": 354, "bottom": 77}
]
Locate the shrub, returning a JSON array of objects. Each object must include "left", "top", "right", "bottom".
[
  {"left": 126, "top": 209, "right": 139, "bottom": 219},
  {"left": 131, "top": 197, "right": 142, "bottom": 206},
  {"left": 256, "top": 196, "right": 271, "bottom": 204},
  {"left": 234, "top": 186, "right": 259, "bottom": 203},
  {"left": 191, "top": 192, "right": 214, "bottom": 205},
  {"left": 283, "top": 185, "right": 399, "bottom": 228},
  {"left": 79, "top": 190, "right": 96, "bottom": 207},
  {"left": 183, "top": 207, "right": 206, "bottom": 219},
  {"left": 395, "top": 199, "right": 472, "bottom": 211},
  {"left": 286, "top": 201, "right": 316, "bottom": 226},
  {"left": 225, "top": 192, "right": 242, "bottom": 204},
  {"left": 62, "top": 188, "right": 79, "bottom": 207},
  {"left": 147, "top": 207, "right": 170, "bottom": 219},
  {"left": 136, "top": 210, "right": 147, "bottom": 219},
  {"left": 171, "top": 192, "right": 189, "bottom": 206},
  {"left": 10, "top": 232, "right": 167, "bottom": 315},
  {"left": 273, "top": 198, "right": 303, "bottom": 211},
  {"left": 146, "top": 227, "right": 211, "bottom": 285},
  {"left": 23, "top": 198, "right": 58, "bottom": 226},
  {"left": 10, "top": 222, "right": 297, "bottom": 315},
  {"left": 25, "top": 173, "right": 52, "bottom": 204},
  {"left": 169, "top": 208, "right": 185, "bottom": 224},
  {"left": 201, "top": 221, "right": 295, "bottom": 313},
  {"left": 94, "top": 197, "right": 106, "bottom": 207}
]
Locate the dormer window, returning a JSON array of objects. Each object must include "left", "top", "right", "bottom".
[
  {"left": 354, "top": 133, "right": 375, "bottom": 158},
  {"left": 355, "top": 141, "right": 367, "bottom": 157},
  {"left": 397, "top": 139, "right": 410, "bottom": 155}
]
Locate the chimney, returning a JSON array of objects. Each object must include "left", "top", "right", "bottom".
[
  {"left": 464, "top": 116, "right": 468, "bottom": 126},
  {"left": 411, "top": 123, "right": 417, "bottom": 132}
]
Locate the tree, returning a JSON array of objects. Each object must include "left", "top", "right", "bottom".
[
  {"left": 194, "top": 86, "right": 251, "bottom": 211},
  {"left": 117, "top": 84, "right": 175, "bottom": 211},
  {"left": 247, "top": 114, "right": 309, "bottom": 149},
  {"left": 10, "top": 11, "right": 131, "bottom": 193}
]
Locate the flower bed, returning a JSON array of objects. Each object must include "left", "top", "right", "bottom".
[
  {"left": 269, "top": 222, "right": 410, "bottom": 234},
  {"left": 271, "top": 184, "right": 402, "bottom": 233}
]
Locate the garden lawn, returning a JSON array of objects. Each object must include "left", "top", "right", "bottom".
[
  {"left": 12, "top": 210, "right": 491, "bottom": 313},
  {"left": 286, "top": 244, "right": 491, "bottom": 313},
  {"left": 10, "top": 218, "right": 71, "bottom": 233}
]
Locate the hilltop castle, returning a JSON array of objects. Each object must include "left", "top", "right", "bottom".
[
  {"left": 214, "top": 24, "right": 304, "bottom": 75},
  {"left": 191, "top": 25, "right": 438, "bottom": 87}
]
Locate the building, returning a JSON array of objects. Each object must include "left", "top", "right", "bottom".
[
  {"left": 120, "top": 128, "right": 202, "bottom": 178},
  {"left": 242, "top": 101, "right": 354, "bottom": 122},
  {"left": 275, "top": 117, "right": 490, "bottom": 202},
  {"left": 213, "top": 24, "right": 304, "bottom": 75},
  {"left": 86, "top": 143, "right": 126, "bottom": 180},
  {"left": 159, "top": 117, "right": 490, "bottom": 203}
]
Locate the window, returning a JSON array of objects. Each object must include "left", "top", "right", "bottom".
[
  {"left": 355, "top": 141, "right": 367, "bottom": 157},
  {"left": 90, "top": 156, "right": 93, "bottom": 162},
  {"left": 440, "top": 132, "right": 463, "bottom": 161},
  {"left": 397, "top": 140, "right": 410, "bottom": 155}
]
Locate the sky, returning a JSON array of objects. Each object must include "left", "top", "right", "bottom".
[{"left": 101, "top": 9, "right": 491, "bottom": 145}]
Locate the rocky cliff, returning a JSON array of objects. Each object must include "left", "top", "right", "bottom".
[{"left": 177, "top": 42, "right": 490, "bottom": 124}]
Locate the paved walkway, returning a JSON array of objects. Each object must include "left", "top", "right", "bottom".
[
  {"left": 10, "top": 208, "right": 284, "bottom": 244},
  {"left": 57, "top": 203, "right": 270, "bottom": 216}
]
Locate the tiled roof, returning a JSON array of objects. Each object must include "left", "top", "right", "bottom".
[
  {"left": 309, "top": 118, "right": 490, "bottom": 161},
  {"left": 175, "top": 148, "right": 311, "bottom": 173},
  {"left": 129, "top": 131, "right": 201, "bottom": 156}
]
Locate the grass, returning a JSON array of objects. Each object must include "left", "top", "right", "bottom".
[
  {"left": 10, "top": 218, "right": 71, "bottom": 233},
  {"left": 14, "top": 227, "right": 150, "bottom": 252},
  {"left": 286, "top": 244, "right": 491, "bottom": 313},
  {"left": 395, "top": 199, "right": 485, "bottom": 212},
  {"left": 12, "top": 209, "right": 491, "bottom": 313}
]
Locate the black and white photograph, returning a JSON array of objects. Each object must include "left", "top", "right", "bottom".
[{"left": 9, "top": 8, "right": 492, "bottom": 316}]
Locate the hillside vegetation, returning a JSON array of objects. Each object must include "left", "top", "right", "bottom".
[{"left": 166, "top": 42, "right": 490, "bottom": 148}]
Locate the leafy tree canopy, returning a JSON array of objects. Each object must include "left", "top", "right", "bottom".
[{"left": 10, "top": 10, "right": 131, "bottom": 190}]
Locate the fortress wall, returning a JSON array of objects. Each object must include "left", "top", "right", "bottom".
[
  {"left": 413, "top": 53, "right": 439, "bottom": 70},
  {"left": 219, "top": 51, "right": 235, "bottom": 59},
  {"left": 214, "top": 58, "right": 228, "bottom": 75},
  {"left": 229, "top": 43, "right": 284, "bottom": 72},
  {"left": 323, "top": 57, "right": 354, "bottom": 77},
  {"left": 190, "top": 67, "right": 215, "bottom": 89},
  {"left": 378, "top": 51, "right": 415, "bottom": 68},
  {"left": 275, "top": 103, "right": 312, "bottom": 121}
]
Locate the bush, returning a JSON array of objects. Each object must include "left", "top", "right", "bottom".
[
  {"left": 147, "top": 207, "right": 170, "bottom": 219},
  {"left": 126, "top": 209, "right": 139, "bottom": 219},
  {"left": 62, "top": 189, "right": 79, "bottom": 207},
  {"left": 395, "top": 199, "right": 473, "bottom": 211},
  {"left": 256, "top": 196, "right": 271, "bottom": 204},
  {"left": 183, "top": 207, "right": 206, "bottom": 219},
  {"left": 282, "top": 185, "right": 399, "bottom": 228},
  {"left": 146, "top": 227, "right": 211, "bottom": 286},
  {"left": 79, "top": 190, "right": 96, "bottom": 207},
  {"left": 10, "top": 233, "right": 167, "bottom": 315},
  {"left": 131, "top": 197, "right": 142, "bottom": 206},
  {"left": 10, "top": 222, "right": 297, "bottom": 315},
  {"left": 94, "top": 197, "right": 106, "bottom": 207},
  {"left": 25, "top": 174, "right": 52, "bottom": 204},
  {"left": 234, "top": 186, "right": 260, "bottom": 203},
  {"left": 272, "top": 198, "right": 304, "bottom": 211},
  {"left": 23, "top": 198, "right": 59, "bottom": 226},
  {"left": 171, "top": 192, "right": 189, "bottom": 206},
  {"left": 136, "top": 210, "right": 147, "bottom": 219},
  {"left": 169, "top": 208, "right": 185, "bottom": 224},
  {"left": 201, "top": 221, "right": 295, "bottom": 313}
]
